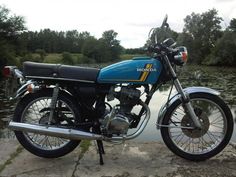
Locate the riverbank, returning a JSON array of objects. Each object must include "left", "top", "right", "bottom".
[{"left": 0, "top": 139, "right": 236, "bottom": 177}]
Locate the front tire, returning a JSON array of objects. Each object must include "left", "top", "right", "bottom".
[
  {"left": 161, "top": 93, "right": 233, "bottom": 161},
  {"left": 13, "top": 89, "right": 81, "bottom": 158}
]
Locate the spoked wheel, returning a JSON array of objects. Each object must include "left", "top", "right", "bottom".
[
  {"left": 161, "top": 93, "right": 233, "bottom": 161},
  {"left": 13, "top": 89, "right": 81, "bottom": 158}
]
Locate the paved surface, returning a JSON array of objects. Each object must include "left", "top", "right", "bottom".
[{"left": 0, "top": 139, "right": 236, "bottom": 177}]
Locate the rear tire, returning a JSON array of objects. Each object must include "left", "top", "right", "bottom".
[
  {"left": 161, "top": 93, "right": 233, "bottom": 161},
  {"left": 13, "top": 89, "right": 81, "bottom": 158}
]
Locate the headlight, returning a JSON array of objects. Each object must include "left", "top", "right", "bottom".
[{"left": 174, "top": 46, "right": 188, "bottom": 65}]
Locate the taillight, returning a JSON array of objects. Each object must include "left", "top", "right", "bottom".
[
  {"left": 2, "top": 66, "right": 16, "bottom": 78},
  {"left": 3, "top": 67, "right": 11, "bottom": 77}
]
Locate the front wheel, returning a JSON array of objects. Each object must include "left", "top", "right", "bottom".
[{"left": 161, "top": 93, "right": 233, "bottom": 161}]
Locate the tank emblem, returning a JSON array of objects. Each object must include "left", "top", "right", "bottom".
[
  {"left": 101, "top": 63, "right": 155, "bottom": 82},
  {"left": 138, "top": 63, "right": 154, "bottom": 81}
]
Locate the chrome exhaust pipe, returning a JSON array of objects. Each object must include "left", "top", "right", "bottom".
[{"left": 8, "top": 121, "right": 103, "bottom": 140}]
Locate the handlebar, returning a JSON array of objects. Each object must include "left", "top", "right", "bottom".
[
  {"left": 147, "top": 15, "right": 188, "bottom": 66},
  {"left": 148, "top": 42, "right": 179, "bottom": 55}
]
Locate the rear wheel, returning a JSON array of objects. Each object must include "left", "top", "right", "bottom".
[
  {"left": 161, "top": 93, "right": 233, "bottom": 161},
  {"left": 13, "top": 89, "right": 81, "bottom": 158}
]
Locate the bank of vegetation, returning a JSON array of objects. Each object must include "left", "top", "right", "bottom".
[{"left": 0, "top": 5, "right": 236, "bottom": 77}]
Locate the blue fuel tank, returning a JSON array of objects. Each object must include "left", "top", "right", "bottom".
[{"left": 97, "top": 57, "right": 162, "bottom": 84}]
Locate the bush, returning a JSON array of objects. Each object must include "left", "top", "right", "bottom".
[
  {"left": 61, "top": 52, "right": 74, "bottom": 65},
  {"left": 35, "top": 49, "right": 46, "bottom": 61},
  {"left": 206, "top": 31, "right": 236, "bottom": 66},
  {"left": 78, "top": 56, "right": 95, "bottom": 64}
]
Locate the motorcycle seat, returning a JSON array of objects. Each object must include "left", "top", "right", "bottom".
[{"left": 23, "top": 61, "right": 100, "bottom": 83}]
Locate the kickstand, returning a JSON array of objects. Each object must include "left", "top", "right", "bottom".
[{"left": 96, "top": 140, "right": 105, "bottom": 165}]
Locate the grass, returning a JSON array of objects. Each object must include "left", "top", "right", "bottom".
[
  {"left": 120, "top": 54, "right": 146, "bottom": 60},
  {"left": 37, "top": 53, "right": 146, "bottom": 64},
  {"left": 43, "top": 53, "right": 62, "bottom": 63},
  {"left": 79, "top": 140, "right": 91, "bottom": 159},
  {"left": 71, "top": 140, "right": 91, "bottom": 177}
]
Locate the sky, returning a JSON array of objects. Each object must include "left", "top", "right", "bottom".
[{"left": 0, "top": 0, "right": 235, "bottom": 48}]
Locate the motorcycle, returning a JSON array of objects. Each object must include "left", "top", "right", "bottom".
[{"left": 2, "top": 15, "right": 233, "bottom": 165}]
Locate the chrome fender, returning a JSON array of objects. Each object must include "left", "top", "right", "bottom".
[
  {"left": 156, "top": 87, "right": 220, "bottom": 129},
  {"left": 13, "top": 80, "right": 34, "bottom": 99}
]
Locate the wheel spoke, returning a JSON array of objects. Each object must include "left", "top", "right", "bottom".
[
  {"left": 167, "top": 97, "right": 228, "bottom": 155},
  {"left": 21, "top": 96, "right": 76, "bottom": 151}
]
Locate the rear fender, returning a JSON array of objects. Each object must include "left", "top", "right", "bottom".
[
  {"left": 13, "top": 80, "right": 34, "bottom": 99},
  {"left": 156, "top": 87, "right": 220, "bottom": 129},
  {"left": 14, "top": 80, "right": 74, "bottom": 101}
]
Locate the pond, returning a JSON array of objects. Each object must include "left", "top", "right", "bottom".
[{"left": 0, "top": 65, "right": 236, "bottom": 142}]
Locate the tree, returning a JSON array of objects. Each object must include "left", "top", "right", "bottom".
[
  {"left": 35, "top": 49, "right": 46, "bottom": 61},
  {"left": 181, "top": 9, "right": 222, "bottom": 64},
  {"left": 81, "top": 37, "right": 112, "bottom": 63},
  {"left": 0, "top": 5, "right": 26, "bottom": 72},
  {"left": 147, "top": 27, "right": 178, "bottom": 46},
  {"left": 0, "top": 6, "right": 25, "bottom": 38},
  {"left": 100, "top": 30, "right": 122, "bottom": 60},
  {"left": 229, "top": 18, "right": 236, "bottom": 32},
  {"left": 206, "top": 30, "right": 236, "bottom": 66},
  {"left": 81, "top": 37, "right": 101, "bottom": 62}
]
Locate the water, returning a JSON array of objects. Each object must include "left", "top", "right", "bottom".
[
  {"left": 0, "top": 65, "right": 235, "bottom": 141},
  {"left": 137, "top": 65, "right": 236, "bottom": 141}
]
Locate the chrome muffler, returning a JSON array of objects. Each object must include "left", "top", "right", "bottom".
[{"left": 8, "top": 121, "right": 103, "bottom": 140}]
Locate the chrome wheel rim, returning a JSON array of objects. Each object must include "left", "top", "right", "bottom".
[
  {"left": 21, "top": 97, "right": 75, "bottom": 150},
  {"left": 168, "top": 98, "right": 227, "bottom": 155}
]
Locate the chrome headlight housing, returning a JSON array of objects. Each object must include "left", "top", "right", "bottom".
[{"left": 174, "top": 46, "right": 188, "bottom": 66}]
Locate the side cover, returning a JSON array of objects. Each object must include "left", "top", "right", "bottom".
[{"left": 97, "top": 57, "right": 162, "bottom": 84}]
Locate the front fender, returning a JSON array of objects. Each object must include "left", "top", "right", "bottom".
[{"left": 156, "top": 87, "right": 220, "bottom": 129}]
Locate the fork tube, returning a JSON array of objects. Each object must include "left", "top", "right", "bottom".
[
  {"left": 48, "top": 84, "right": 59, "bottom": 124},
  {"left": 163, "top": 55, "right": 202, "bottom": 129}
]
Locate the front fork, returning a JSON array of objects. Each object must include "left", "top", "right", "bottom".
[{"left": 163, "top": 56, "right": 202, "bottom": 129}]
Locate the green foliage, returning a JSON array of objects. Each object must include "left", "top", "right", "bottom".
[
  {"left": 0, "top": 5, "right": 25, "bottom": 75},
  {"left": 179, "top": 9, "right": 223, "bottom": 64},
  {"left": 178, "top": 13, "right": 236, "bottom": 66},
  {"left": 78, "top": 56, "right": 95, "bottom": 64},
  {"left": 61, "top": 52, "right": 74, "bottom": 65},
  {"left": 229, "top": 18, "right": 236, "bottom": 32},
  {"left": 125, "top": 48, "right": 146, "bottom": 55},
  {"left": 147, "top": 27, "right": 178, "bottom": 46},
  {"left": 100, "top": 30, "right": 122, "bottom": 60},
  {"left": 120, "top": 54, "right": 146, "bottom": 60},
  {"left": 43, "top": 53, "right": 62, "bottom": 63},
  {"left": 19, "top": 53, "right": 40, "bottom": 63},
  {"left": 0, "top": 6, "right": 25, "bottom": 38},
  {"left": 1, "top": 5, "right": 235, "bottom": 68},
  {"left": 20, "top": 29, "right": 122, "bottom": 63},
  {"left": 19, "top": 29, "right": 93, "bottom": 54},
  {"left": 81, "top": 31, "right": 122, "bottom": 63},
  {"left": 205, "top": 31, "right": 236, "bottom": 66},
  {"left": 35, "top": 49, "right": 46, "bottom": 61}
]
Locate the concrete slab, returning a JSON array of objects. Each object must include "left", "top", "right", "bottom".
[
  {"left": 0, "top": 140, "right": 236, "bottom": 177},
  {"left": 0, "top": 141, "right": 81, "bottom": 177},
  {"left": 0, "top": 139, "right": 18, "bottom": 165},
  {"left": 74, "top": 141, "right": 236, "bottom": 177}
]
